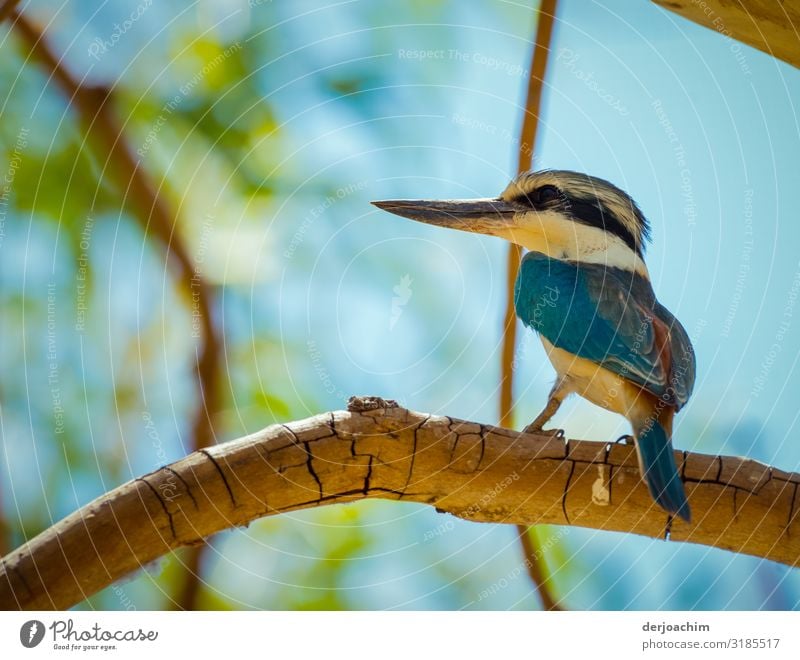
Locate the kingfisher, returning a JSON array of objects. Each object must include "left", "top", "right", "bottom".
[{"left": 372, "top": 170, "right": 695, "bottom": 522}]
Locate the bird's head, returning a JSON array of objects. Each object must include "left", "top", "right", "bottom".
[{"left": 373, "top": 169, "right": 651, "bottom": 274}]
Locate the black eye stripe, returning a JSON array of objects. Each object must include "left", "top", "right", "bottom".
[{"left": 566, "top": 197, "right": 640, "bottom": 255}]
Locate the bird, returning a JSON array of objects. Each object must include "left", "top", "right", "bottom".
[{"left": 372, "top": 169, "right": 696, "bottom": 522}]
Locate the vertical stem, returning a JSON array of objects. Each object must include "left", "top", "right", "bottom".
[{"left": 500, "top": 0, "right": 562, "bottom": 611}]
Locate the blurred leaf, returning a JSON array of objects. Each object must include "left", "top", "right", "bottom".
[
  {"left": 254, "top": 391, "right": 291, "bottom": 421},
  {"left": 12, "top": 141, "right": 120, "bottom": 226}
]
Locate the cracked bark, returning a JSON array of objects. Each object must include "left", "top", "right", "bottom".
[{"left": 1, "top": 396, "right": 798, "bottom": 611}]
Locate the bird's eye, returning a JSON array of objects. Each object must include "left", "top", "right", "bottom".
[
  {"left": 535, "top": 185, "right": 560, "bottom": 204},
  {"left": 517, "top": 184, "right": 561, "bottom": 207}
]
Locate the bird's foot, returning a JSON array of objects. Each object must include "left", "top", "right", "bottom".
[
  {"left": 615, "top": 434, "right": 634, "bottom": 445},
  {"left": 522, "top": 425, "right": 565, "bottom": 439}
]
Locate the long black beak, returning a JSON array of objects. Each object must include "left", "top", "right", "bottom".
[{"left": 371, "top": 198, "right": 516, "bottom": 237}]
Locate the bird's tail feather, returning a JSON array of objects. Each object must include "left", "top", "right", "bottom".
[{"left": 633, "top": 417, "right": 691, "bottom": 523}]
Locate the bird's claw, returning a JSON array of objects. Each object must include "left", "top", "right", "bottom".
[
  {"left": 522, "top": 426, "right": 565, "bottom": 439},
  {"left": 615, "top": 434, "right": 634, "bottom": 445}
]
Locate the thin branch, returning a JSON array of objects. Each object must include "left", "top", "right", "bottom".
[
  {"left": 517, "top": 524, "right": 562, "bottom": 611},
  {"left": 517, "top": 0, "right": 558, "bottom": 175},
  {"left": 11, "top": 10, "right": 221, "bottom": 609},
  {"left": 1, "top": 396, "right": 798, "bottom": 611},
  {"left": 502, "top": 0, "right": 560, "bottom": 610},
  {"left": 0, "top": 0, "right": 22, "bottom": 24}
]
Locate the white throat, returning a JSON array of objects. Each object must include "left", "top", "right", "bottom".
[{"left": 500, "top": 211, "right": 649, "bottom": 276}]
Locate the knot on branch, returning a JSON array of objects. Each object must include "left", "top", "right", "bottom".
[{"left": 347, "top": 395, "right": 399, "bottom": 412}]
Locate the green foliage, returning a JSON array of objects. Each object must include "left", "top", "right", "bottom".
[{"left": 11, "top": 139, "right": 120, "bottom": 228}]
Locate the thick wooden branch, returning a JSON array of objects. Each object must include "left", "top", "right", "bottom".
[
  {"left": 652, "top": 0, "right": 800, "bottom": 69},
  {"left": 1, "top": 397, "right": 798, "bottom": 610}
]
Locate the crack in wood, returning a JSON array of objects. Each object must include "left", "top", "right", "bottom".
[
  {"left": 303, "top": 441, "right": 324, "bottom": 500},
  {"left": 608, "top": 465, "right": 614, "bottom": 507},
  {"left": 136, "top": 478, "right": 176, "bottom": 540},
  {"left": 364, "top": 456, "right": 374, "bottom": 494},
  {"left": 163, "top": 467, "right": 198, "bottom": 510},
  {"left": 270, "top": 487, "right": 406, "bottom": 515},
  {"left": 281, "top": 422, "right": 323, "bottom": 499},
  {"left": 787, "top": 482, "right": 799, "bottom": 538},
  {"left": 403, "top": 415, "right": 428, "bottom": 494},
  {"left": 682, "top": 470, "right": 793, "bottom": 496},
  {"left": 562, "top": 460, "right": 576, "bottom": 525},
  {"left": 199, "top": 450, "right": 236, "bottom": 507},
  {"left": 446, "top": 419, "right": 458, "bottom": 465},
  {"left": 277, "top": 460, "right": 311, "bottom": 475},
  {"left": 477, "top": 424, "right": 487, "bottom": 470},
  {"left": 754, "top": 467, "right": 774, "bottom": 496}
]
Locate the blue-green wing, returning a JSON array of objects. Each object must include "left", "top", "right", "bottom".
[{"left": 515, "top": 253, "right": 695, "bottom": 409}]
